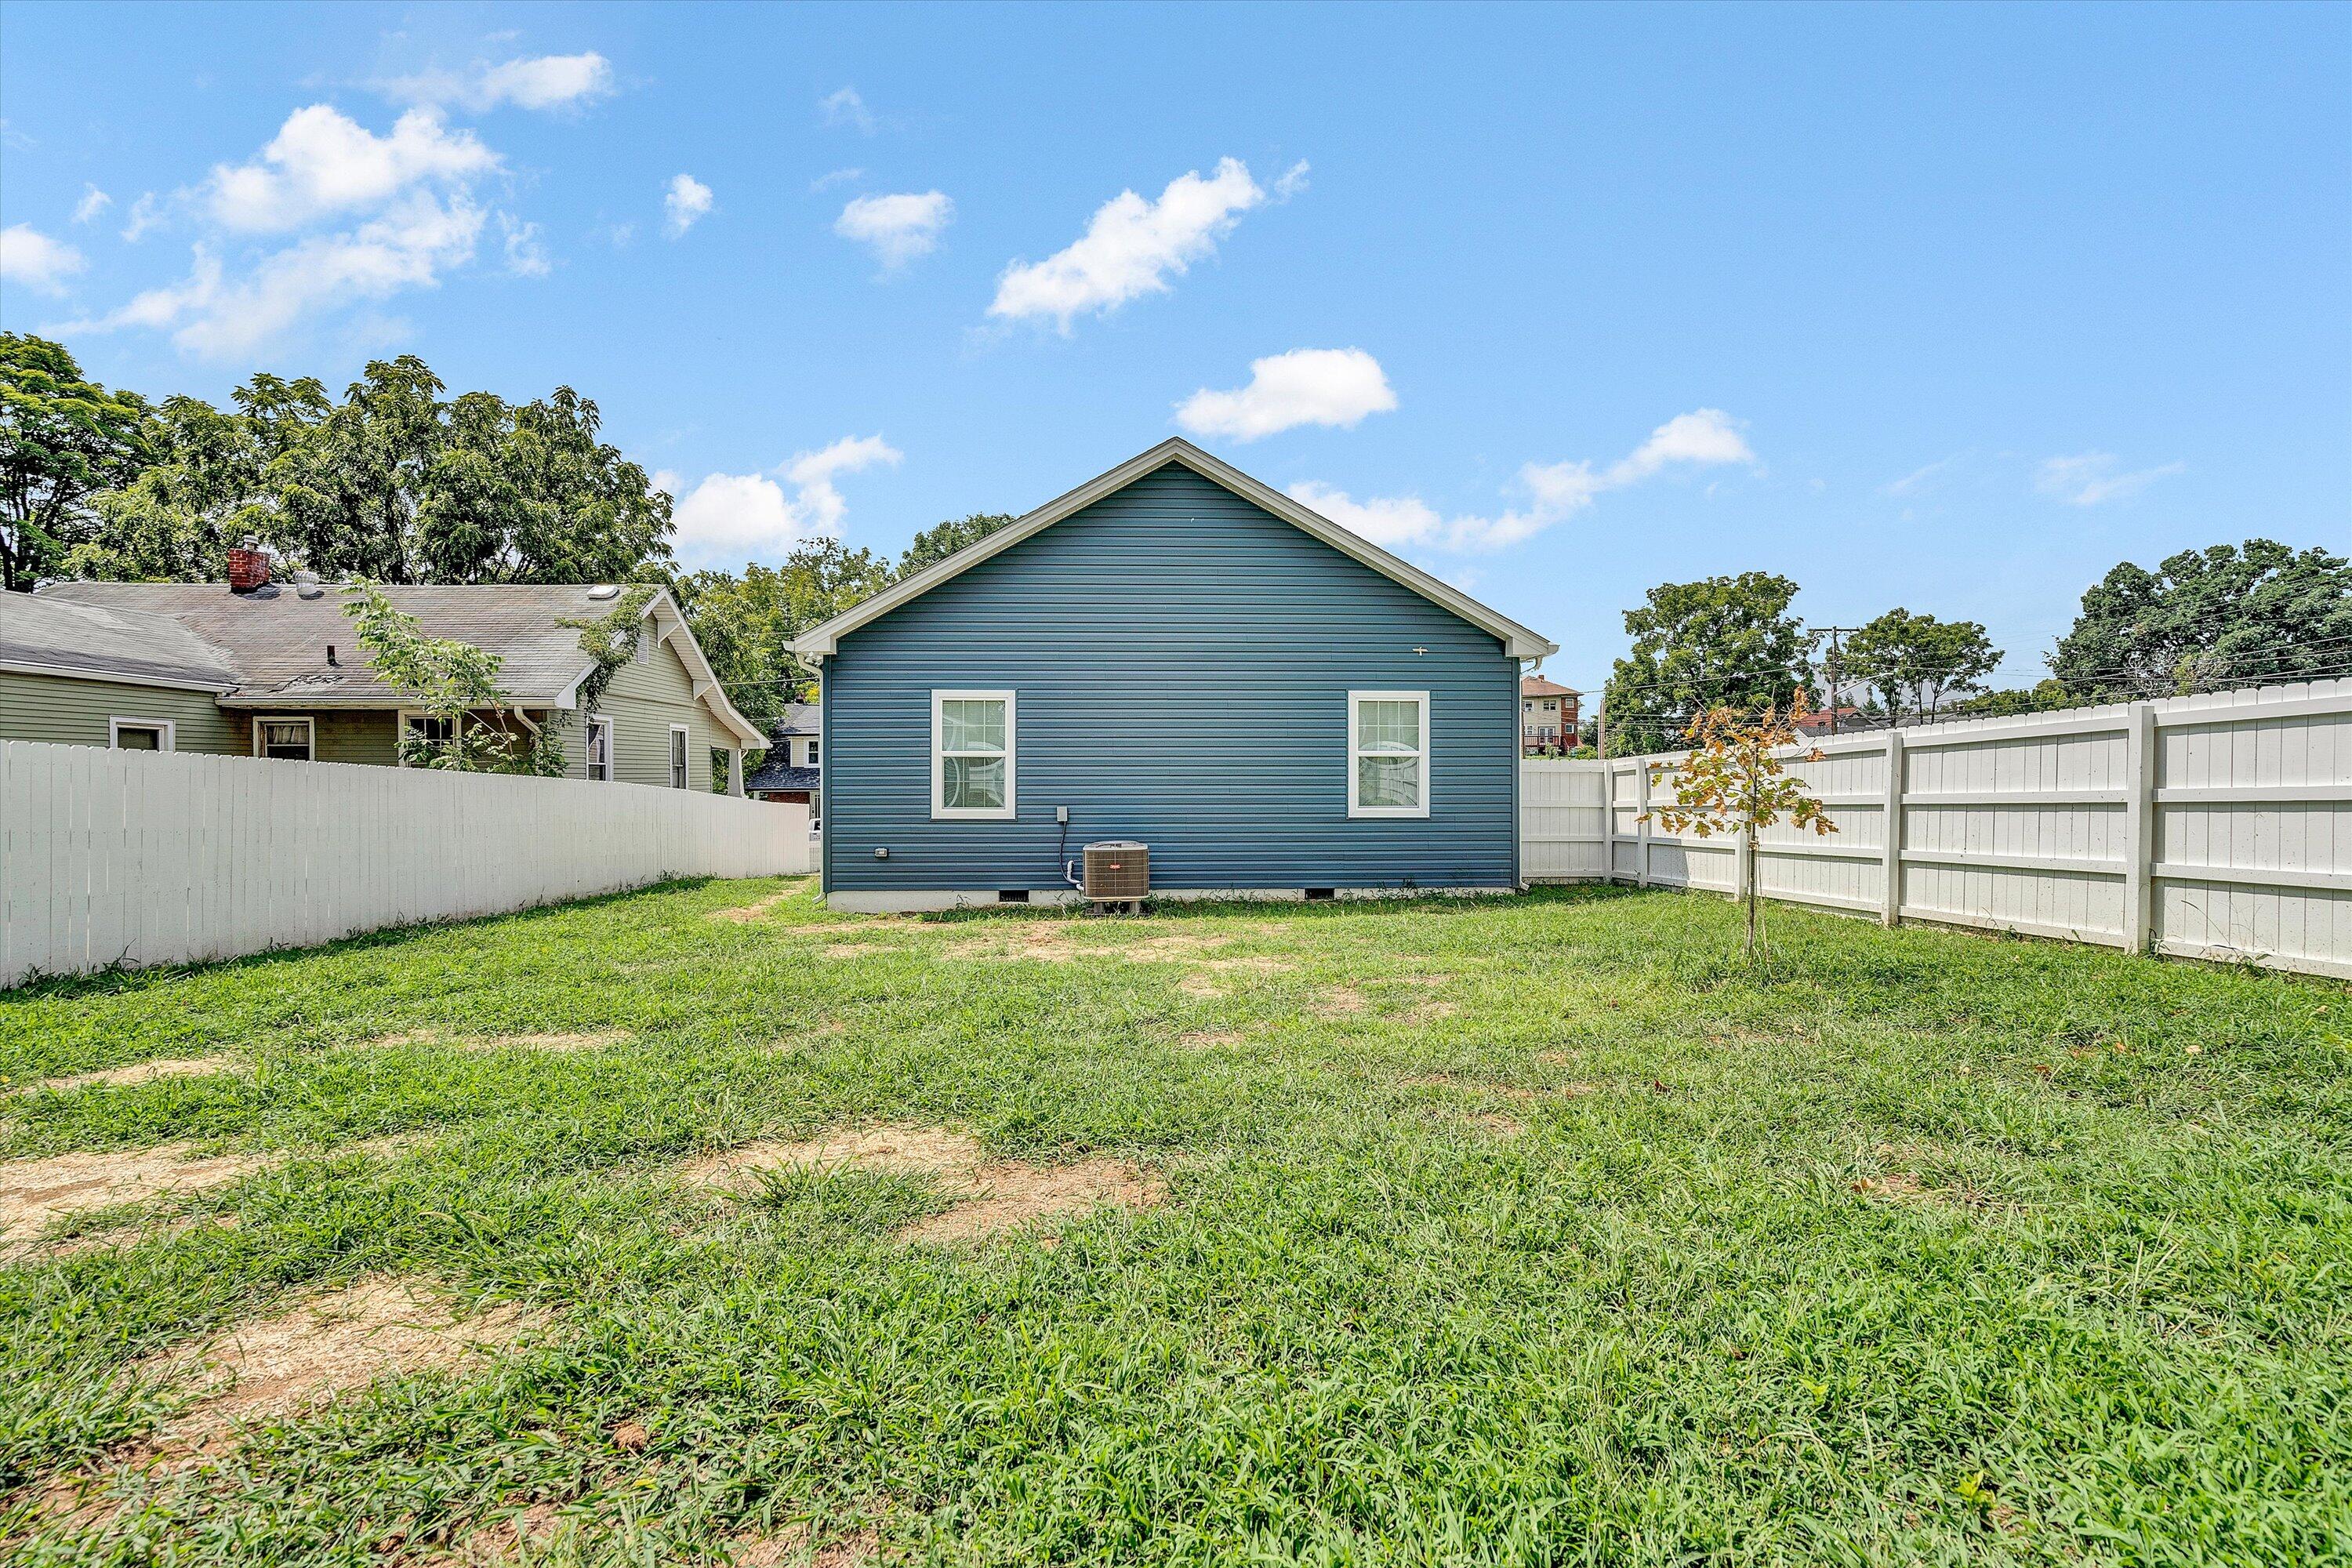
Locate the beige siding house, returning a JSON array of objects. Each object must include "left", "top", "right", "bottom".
[{"left": 0, "top": 573, "right": 763, "bottom": 791}]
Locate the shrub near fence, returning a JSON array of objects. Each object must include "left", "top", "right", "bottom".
[
  {"left": 1523, "top": 678, "right": 2352, "bottom": 981},
  {"left": 0, "top": 740, "right": 812, "bottom": 987}
]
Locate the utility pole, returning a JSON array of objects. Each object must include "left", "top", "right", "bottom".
[{"left": 1806, "top": 626, "right": 1864, "bottom": 736}]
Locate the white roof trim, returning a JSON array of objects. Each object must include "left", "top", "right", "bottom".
[
  {"left": 641, "top": 588, "right": 766, "bottom": 746},
  {"left": 789, "top": 437, "right": 1559, "bottom": 662}
]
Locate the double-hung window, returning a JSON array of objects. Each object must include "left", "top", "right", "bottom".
[
  {"left": 585, "top": 716, "right": 614, "bottom": 781},
  {"left": 669, "top": 724, "right": 690, "bottom": 789},
  {"left": 109, "top": 717, "right": 173, "bottom": 751},
  {"left": 931, "top": 690, "right": 1014, "bottom": 820},
  {"left": 254, "top": 717, "right": 315, "bottom": 761},
  {"left": 398, "top": 711, "right": 456, "bottom": 764},
  {"left": 1347, "top": 691, "right": 1430, "bottom": 818}
]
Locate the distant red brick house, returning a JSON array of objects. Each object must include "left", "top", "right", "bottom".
[{"left": 1520, "top": 675, "right": 1581, "bottom": 753}]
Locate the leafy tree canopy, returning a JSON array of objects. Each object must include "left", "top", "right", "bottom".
[
  {"left": 899, "top": 512, "right": 1016, "bottom": 577},
  {"left": 675, "top": 540, "right": 895, "bottom": 732},
  {"left": 39, "top": 348, "right": 672, "bottom": 588},
  {"left": 1602, "top": 572, "right": 1813, "bottom": 754},
  {"left": 2049, "top": 539, "right": 2352, "bottom": 698},
  {"left": 0, "top": 333, "right": 157, "bottom": 591},
  {"left": 1841, "top": 608, "right": 2002, "bottom": 722}
]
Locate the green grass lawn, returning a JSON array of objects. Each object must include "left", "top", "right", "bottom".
[{"left": 2, "top": 880, "right": 2346, "bottom": 1566}]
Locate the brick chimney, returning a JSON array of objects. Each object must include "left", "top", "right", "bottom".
[{"left": 227, "top": 535, "right": 271, "bottom": 594}]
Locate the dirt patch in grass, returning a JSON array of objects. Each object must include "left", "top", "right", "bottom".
[
  {"left": 1401, "top": 1000, "right": 1458, "bottom": 1023},
  {"left": 12, "top": 1057, "right": 231, "bottom": 1096},
  {"left": 1312, "top": 986, "right": 1370, "bottom": 1018},
  {"left": 1467, "top": 1112, "right": 1524, "bottom": 1138},
  {"left": 1177, "top": 975, "right": 1228, "bottom": 1000},
  {"left": 896, "top": 1157, "right": 1163, "bottom": 1246},
  {"left": 681, "top": 1125, "right": 987, "bottom": 1189},
  {"left": 141, "top": 1274, "right": 547, "bottom": 1451},
  {"left": 1, "top": 1143, "right": 270, "bottom": 1253},
  {"left": 680, "top": 1124, "right": 1162, "bottom": 1247},
  {"left": 821, "top": 942, "right": 898, "bottom": 960},
  {"left": 1176, "top": 1032, "right": 1243, "bottom": 1050},
  {"left": 708, "top": 892, "right": 795, "bottom": 924},
  {"left": 727, "top": 1523, "right": 882, "bottom": 1566},
  {"left": 360, "top": 1029, "right": 629, "bottom": 1053}
]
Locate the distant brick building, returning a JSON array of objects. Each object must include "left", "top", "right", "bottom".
[{"left": 1520, "top": 675, "right": 1581, "bottom": 753}]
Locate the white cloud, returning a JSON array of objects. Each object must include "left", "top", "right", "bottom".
[
  {"left": 667, "top": 434, "right": 902, "bottom": 567},
  {"left": 2036, "top": 451, "right": 2185, "bottom": 506},
  {"left": 499, "top": 212, "right": 549, "bottom": 276},
  {"left": 1174, "top": 347, "right": 1396, "bottom": 441},
  {"left": 72, "top": 184, "right": 113, "bottom": 224},
  {"left": 119, "top": 192, "right": 162, "bottom": 242},
  {"left": 1290, "top": 408, "right": 1757, "bottom": 553},
  {"left": 664, "top": 172, "right": 713, "bottom": 238},
  {"left": 1, "top": 224, "right": 86, "bottom": 293},
  {"left": 820, "top": 86, "right": 875, "bottom": 132},
  {"left": 1272, "top": 159, "right": 1310, "bottom": 200},
  {"left": 1284, "top": 481, "right": 1443, "bottom": 548},
  {"left": 1882, "top": 452, "right": 1965, "bottom": 498},
  {"left": 833, "top": 191, "right": 953, "bottom": 267},
  {"left": 387, "top": 53, "right": 615, "bottom": 113},
  {"left": 206, "top": 105, "right": 496, "bottom": 232},
  {"left": 56, "top": 191, "right": 484, "bottom": 356},
  {"left": 989, "top": 157, "right": 1266, "bottom": 330},
  {"left": 811, "top": 166, "right": 864, "bottom": 192}
]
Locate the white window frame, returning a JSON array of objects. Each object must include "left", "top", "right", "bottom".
[
  {"left": 252, "top": 715, "right": 317, "bottom": 761},
  {"left": 931, "top": 688, "right": 1016, "bottom": 822},
  {"left": 585, "top": 714, "right": 615, "bottom": 782},
  {"left": 394, "top": 708, "right": 458, "bottom": 767},
  {"left": 108, "top": 716, "right": 176, "bottom": 752},
  {"left": 805, "top": 739, "right": 819, "bottom": 767},
  {"left": 1347, "top": 689, "right": 1431, "bottom": 820},
  {"left": 668, "top": 723, "right": 691, "bottom": 789}
]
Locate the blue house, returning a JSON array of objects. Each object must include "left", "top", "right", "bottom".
[{"left": 790, "top": 439, "right": 1555, "bottom": 911}]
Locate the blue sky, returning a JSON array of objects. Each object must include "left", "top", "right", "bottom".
[{"left": 3, "top": 2, "right": 2346, "bottom": 693}]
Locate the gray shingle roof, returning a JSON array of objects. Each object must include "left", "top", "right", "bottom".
[
  {"left": 767, "top": 702, "right": 820, "bottom": 739},
  {"left": 34, "top": 582, "right": 621, "bottom": 704},
  {"left": 744, "top": 760, "right": 819, "bottom": 793},
  {"left": 1, "top": 591, "right": 240, "bottom": 690}
]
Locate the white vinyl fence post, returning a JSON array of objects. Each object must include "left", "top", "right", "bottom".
[
  {"left": 1597, "top": 763, "right": 1617, "bottom": 883},
  {"left": 1879, "top": 729, "right": 1904, "bottom": 927},
  {"left": 2121, "top": 702, "right": 2156, "bottom": 955},
  {"left": 1634, "top": 760, "right": 1653, "bottom": 889}
]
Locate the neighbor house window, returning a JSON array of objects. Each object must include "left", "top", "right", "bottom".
[
  {"left": 108, "top": 717, "right": 174, "bottom": 752},
  {"left": 669, "top": 724, "right": 690, "bottom": 789},
  {"left": 398, "top": 711, "right": 455, "bottom": 765},
  {"left": 1348, "top": 691, "right": 1430, "bottom": 818},
  {"left": 585, "top": 716, "right": 614, "bottom": 781},
  {"left": 931, "top": 690, "right": 1014, "bottom": 820},
  {"left": 253, "top": 717, "right": 315, "bottom": 761},
  {"left": 805, "top": 739, "right": 819, "bottom": 766}
]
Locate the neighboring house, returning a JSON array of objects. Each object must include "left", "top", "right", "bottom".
[
  {"left": 745, "top": 702, "right": 822, "bottom": 822},
  {"left": 1520, "top": 675, "right": 1581, "bottom": 753},
  {"left": 789, "top": 437, "right": 1556, "bottom": 911},
  {"left": 1, "top": 557, "right": 764, "bottom": 790},
  {"left": 1794, "top": 706, "right": 1886, "bottom": 739}
]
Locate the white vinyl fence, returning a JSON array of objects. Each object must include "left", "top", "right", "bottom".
[
  {"left": 1524, "top": 678, "right": 2352, "bottom": 980},
  {"left": 2, "top": 740, "right": 812, "bottom": 987}
]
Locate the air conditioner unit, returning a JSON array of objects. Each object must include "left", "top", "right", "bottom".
[{"left": 1079, "top": 840, "right": 1149, "bottom": 909}]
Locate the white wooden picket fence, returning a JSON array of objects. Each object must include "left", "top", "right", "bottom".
[
  {"left": 0, "top": 740, "right": 812, "bottom": 988},
  {"left": 1523, "top": 677, "right": 2352, "bottom": 981}
]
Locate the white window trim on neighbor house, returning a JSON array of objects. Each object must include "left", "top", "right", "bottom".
[
  {"left": 1347, "top": 690, "right": 1432, "bottom": 820},
  {"left": 394, "top": 709, "right": 456, "bottom": 765},
  {"left": 107, "top": 716, "right": 176, "bottom": 751},
  {"left": 931, "top": 688, "right": 1017, "bottom": 822},
  {"left": 669, "top": 723, "right": 691, "bottom": 789},
  {"left": 252, "top": 715, "right": 317, "bottom": 761},
  {"left": 585, "top": 714, "right": 615, "bottom": 782}
]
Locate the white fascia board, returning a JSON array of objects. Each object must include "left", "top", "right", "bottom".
[
  {"left": 641, "top": 587, "right": 766, "bottom": 747},
  {"left": 789, "top": 437, "right": 1559, "bottom": 662}
]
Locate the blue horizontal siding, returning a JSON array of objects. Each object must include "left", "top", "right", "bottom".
[{"left": 824, "top": 463, "right": 1519, "bottom": 892}]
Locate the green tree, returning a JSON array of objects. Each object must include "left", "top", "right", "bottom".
[
  {"left": 676, "top": 539, "right": 895, "bottom": 731},
  {"left": 69, "top": 394, "right": 270, "bottom": 582},
  {"left": 2051, "top": 540, "right": 2352, "bottom": 698},
  {"left": 1602, "top": 572, "right": 1813, "bottom": 754},
  {"left": 416, "top": 386, "right": 672, "bottom": 584},
  {"left": 1842, "top": 608, "right": 2002, "bottom": 723},
  {"left": 0, "top": 333, "right": 156, "bottom": 591},
  {"left": 898, "top": 512, "right": 1015, "bottom": 577},
  {"left": 342, "top": 580, "right": 558, "bottom": 774}
]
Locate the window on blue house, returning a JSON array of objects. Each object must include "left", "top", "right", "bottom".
[
  {"left": 933, "top": 690, "right": 1015, "bottom": 820},
  {"left": 1348, "top": 691, "right": 1429, "bottom": 818}
]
